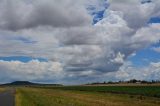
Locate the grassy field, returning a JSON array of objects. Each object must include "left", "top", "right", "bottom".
[
  {"left": 0, "top": 87, "right": 5, "bottom": 92},
  {"left": 50, "top": 85, "right": 160, "bottom": 98},
  {"left": 16, "top": 87, "right": 160, "bottom": 106}
]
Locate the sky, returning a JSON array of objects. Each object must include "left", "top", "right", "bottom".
[{"left": 0, "top": 0, "right": 160, "bottom": 84}]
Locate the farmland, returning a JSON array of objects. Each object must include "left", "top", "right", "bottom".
[
  {"left": 0, "top": 88, "right": 5, "bottom": 92},
  {"left": 15, "top": 85, "right": 160, "bottom": 106},
  {"left": 51, "top": 85, "right": 160, "bottom": 98}
]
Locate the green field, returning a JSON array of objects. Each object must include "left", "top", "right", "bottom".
[
  {"left": 15, "top": 85, "right": 160, "bottom": 106},
  {"left": 50, "top": 85, "right": 160, "bottom": 97}
]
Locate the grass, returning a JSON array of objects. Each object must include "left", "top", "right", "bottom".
[
  {"left": 48, "top": 85, "right": 160, "bottom": 98},
  {"left": 16, "top": 87, "right": 160, "bottom": 106},
  {"left": 0, "top": 87, "right": 6, "bottom": 92}
]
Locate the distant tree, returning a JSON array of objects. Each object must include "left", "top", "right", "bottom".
[
  {"left": 152, "top": 80, "right": 156, "bottom": 83},
  {"left": 107, "top": 81, "right": 113, "bottom": 84},
  {"left": 118, "top": 80, "right": 124, "bottom": 83},
  {"left": 129, "top": 79, "right": 137, "bottom": 83},
  {"left": 141, "top": 80, "right": 148, "bottom": 83}
]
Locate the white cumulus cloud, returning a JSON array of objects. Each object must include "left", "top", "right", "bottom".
[{"left": 0, "top": 0, "right": 160, "bottom": 83}]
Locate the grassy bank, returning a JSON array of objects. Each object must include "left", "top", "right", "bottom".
[{"left": 16, "top": 87, "right": 160, "bottom": 106}]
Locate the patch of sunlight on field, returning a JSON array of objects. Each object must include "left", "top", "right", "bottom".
[
  {"left": 0, "top": 87, "right": 5, "bottom": 92},
  {"left": 16, "top": 89, "right": 23, "bottom": 106},
  {"left": 16, "top": 87, "right": 160, "bottom": 106}
]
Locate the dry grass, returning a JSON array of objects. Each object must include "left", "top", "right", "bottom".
[
  {"left": 0, "top": 87, "right": 6, "bottom": 92},
  {"left": 16, "top": 87, "right": 160, "bottom": 106},
  {"left": 15, "top": 88, "right": 22, "bottom": 106}
]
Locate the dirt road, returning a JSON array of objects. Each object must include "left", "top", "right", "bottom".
[{"left": 0, "top": 89, "right": 15, "bottom": 106}]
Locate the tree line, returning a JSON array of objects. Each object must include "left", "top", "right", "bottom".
[{"left": 86, "top": 79, "right": 160, "bottom": 85}]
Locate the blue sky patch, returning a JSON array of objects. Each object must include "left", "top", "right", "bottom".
[
  {"left": 128, "top": 43, "right": 160, "bottom": 67},
  {"left": 0, "top": 56, "right": 48, "bottom": 62},
  {"left": 15, "top": 37, "right": 37, "bottom": 44},
  {"left": 87, "top": 0, "right": 109, "bottom": 24},
  {"left": 141, "top": 0, "right": 152, "bottom": 4},
  {"left": 92, "top": 10, "right": 105, "bottom": 24},
  {"left": 148, "top": 17, "right": 160, "bottom": 23}
]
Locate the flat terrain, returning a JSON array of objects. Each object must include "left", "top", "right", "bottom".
[
  {"left": 0, "top": 88, "right": 15, "bottom": 106},
  {"left": 0, "top": 88, "right": 5, "bottom": 92},
  {"left": 52, "top": 85, "right": 160, "bottom": 97},
  {"left": 0, "top": 85, "right": 159, "bottom": 106},
  {"left": 16, "top": 86, "right": 160, "bottom": 106}
]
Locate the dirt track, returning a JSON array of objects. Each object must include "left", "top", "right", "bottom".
[{"left": 0, "top": 89, "right": 15, "bottom": 106}]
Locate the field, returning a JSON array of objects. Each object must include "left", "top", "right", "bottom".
[
  {"left": 15, "top": 85, "right": 160, "bottom": 106},
  {"left": 51, "top": 85, "right": 160, "bottom": 97},
  {"left": 0, "top": 87, "right": 5, "bottom": 92}
]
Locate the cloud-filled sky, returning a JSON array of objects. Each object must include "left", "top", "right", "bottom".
[{"left": 0, "top": 0, "right": 160, "bottom": 84}]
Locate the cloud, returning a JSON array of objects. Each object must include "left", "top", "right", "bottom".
[
  {"left": 152, "top": 47, "right": 160, "bottom": 53},
  {"left": 0, "top": 0, "right": 160, "bottom": 83},
  {"left": 0, "top": 0, "right": 92, "bottom": 30},
  {"left": 131, "top": 23, "right": 160, "bottom": 49},
  {"left": 112, "top": 61, "right": 160, "bottom": 81},
  {"left": 108, "top": 0, "right": 160, "bottom": 29},
  {"left": 0, "top": 60, "right": 64, "bottom": 83}
]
